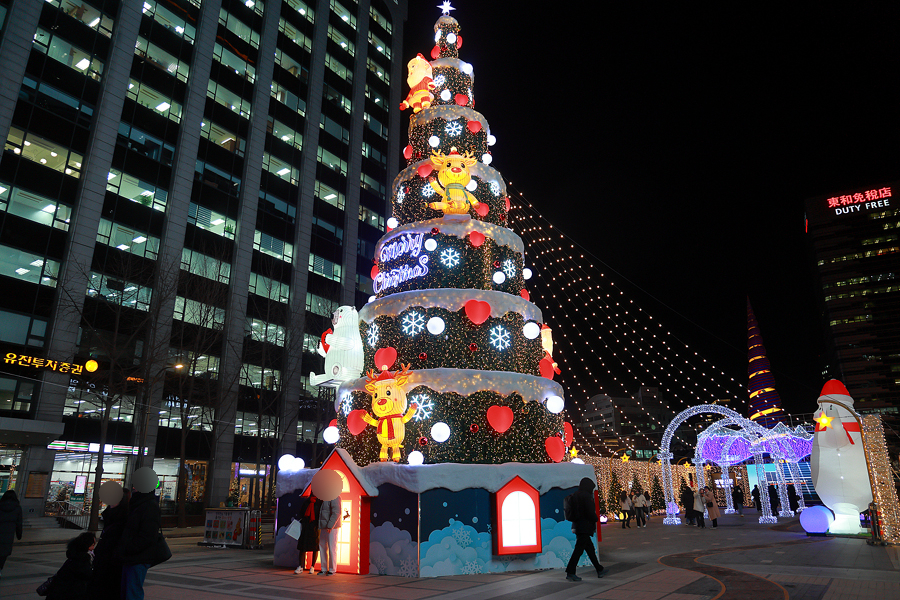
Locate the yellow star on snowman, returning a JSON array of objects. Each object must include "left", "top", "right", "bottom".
[{"left": 814, "top": 412, "right": 834, "bottom": 429}]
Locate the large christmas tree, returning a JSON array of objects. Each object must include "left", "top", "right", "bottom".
[{"left": 335, "top": 4, "right": 568, "bottom": 467}]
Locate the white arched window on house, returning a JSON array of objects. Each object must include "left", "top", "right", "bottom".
[{"left": 501, "top": 491, "right": 537, "bottom": 547}]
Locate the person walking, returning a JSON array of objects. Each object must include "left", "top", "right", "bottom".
[
  {"left": 692, "top": 487, "right": 706, "bottom": 528},
  {"left": 0, "top": 489, "right": 23, "bottom": 578},
  {"left": 632, "top": 491, "right": 647, "bottom": 528},
  {"left": 732, "top": 485, "right": 745, "bottom": 517},
  {"left": 680, "top": 486, "right": 695, "bottom": 525},
  {"left": 92, "top": 488, "right": 130, "bottom": 600},
  {"left": 564, "top": 477, "right": 604, "bottom": 582},
  {"left": 45, "top": 532, "right": 96, "bottom": 600},
  {"left": 768, "top": 485, "right": 779, "bottom": 515},
  {"left": 787, "top": 485, "right": 800, "bottom": 513},
  {"left": 317, "top": 493, "right": 342, "bottom": 575},
  {"left": 619, "top": 491, "right": 632, "bottom": 529},
  {"left": 118, "top": 479, "right": 163, "bottom": 599},
  {"left": 751, "top": 485, "right": 761, "bottom": 512},
  {"left": 703, "top": 486, "right": 720, "bottom": 529},
  {"left": 294, "top": 494, "right": 322, "bottom": 574}
]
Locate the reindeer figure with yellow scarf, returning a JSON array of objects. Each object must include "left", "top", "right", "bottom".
[
  {"left": 362, "top": 363, "right": 418, "bottom": 462},
  {"left": 427, "top": 147, "right": 481, "bottom": 216}
]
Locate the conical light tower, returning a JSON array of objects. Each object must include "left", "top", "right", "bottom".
[{"left": 748, "top": 298, "right": 787, "bottom": 427}]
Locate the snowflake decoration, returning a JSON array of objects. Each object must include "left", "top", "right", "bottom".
[
  {"left": 366, "top": 323, "right": 379, "bottom": 348},
  {"left": 489, "top": 325, "right": 511, "bottom": 351},
  {"left": 440, "top": 248, "right": 460, "bottom": 268},
  {"left": 433, "top": 74, "right": 446, "bottom": 87},
  {"left": 422, "top": 184, "right": 435, "bottom": 198},
  {"left": 445, "top": 121, "right": 463, "bottom": 137},
  {"left": 452, "top": 527, "right": 472, "bottom": 548},
  {"left": 412, "top": 395, "right": 433, "bottom": 421},
  {"left": 502, "top": 259, "right": 516, "bottom": 278},
  {"left": 396, "top": 187, "right": 406, "bottom": 204},
  {"left": 339, "top": 393, "right": 353, "bottom": 416},
  {"left": 460, "top": 560, "right": 482, "bottom": 575},
  {"left": 399, "top": 558, "right": 417, "bottom": 578},
  {"left": 490, "top": 181, "right": 501, "bottom": 196},
  {"left": 402, "top": 311, "right": 425, "bottom": 336},
  {"left": 375, "top": 558, "right": 387, "bottom": 575}
]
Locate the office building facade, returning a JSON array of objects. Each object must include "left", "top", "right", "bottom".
[
  {"left": 0, "top": 0, "right": 407, "bottom": 516},
  {"left": 806, "top": 181, "right": 900, "bottom": 408}
]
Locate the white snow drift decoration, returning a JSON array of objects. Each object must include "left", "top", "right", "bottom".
[
  {"left": 407, "top": 450, "right": 424, "bottom": 466},
  {"left": 523, "top": 322, "right": 541, "bottom": 339},
  {"left": 323, "top": 426, "right": 340, "bottom": 444},
  {"left": 545, "top": 395, "right": 565, "bottom": 414},
  {"left": 375, "top": 216, "right": 523, "bottom": 256},
  {"left": 359, "top": 289, "right": 543, "bottom": 324},
  {"left": 431, "top": 422, "right": 451, "bottom": 442},
  {"left": 427, "top": 316, "right": 446, "bottom": 335}
]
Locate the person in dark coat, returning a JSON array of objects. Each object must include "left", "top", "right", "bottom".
[
  {"left": 46, "top": 532, "right": 96, "bottom": 600},
  {"left": 0, "top": 489, "right": 23, "bottom": 576},
  {"left": 787, "top": 485, "right": 800, "bottom": 513},
  {"left": 751, "top": 485, "right": 761, "bottom": 512},
  {"left": 732, "top": 485, "right": 745, "bottom": 517},
  {"left": 92, "top": 489, "right": 130, "bottom": 600},
  {"left": 564, "top": 477, "right": 603, "bottom": 582},
  {"left": 118, "top": 488, "right": 162, "bottom": 599},
  {"left": 294, "top": 495, "right": 322, "bottom": 574},
  {"left": 768, "top": 485, "right": 779, "bottom": 515},
  {"left": 680, "top": 486, "right": 695, "bottom": 525}
]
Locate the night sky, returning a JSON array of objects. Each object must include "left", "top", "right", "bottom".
[{"left": 402, "top": 2, "right": 900, "bottom": 417}]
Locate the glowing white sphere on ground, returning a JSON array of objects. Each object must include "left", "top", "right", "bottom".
[
  {"left": 523, "top": 268, "right": 532, "bottom": 280},
  {"left": 523, "top": 322, "right": 541, "bottom": 339},
  {"left": 493, "top": 272, "right": 506, "bottom": 284},
  {"left": 431, "top": 422, "right": 451, "bottom": 442},
  {"left": 323, "top": 426, "right": 340, "bottom": 444},
  {"left": 427, "top": 316, "right": 445, "bottom": 335},
  {"left": 424, "top": 238, "right": 437, "bottom": 251},
  {"left": 407, "top": 451, "right": 424, "bottom": 466},
  {"left": 800, "top": 505, "right": 834, "bottom": 534},
  {"left": 545, "top": 395, "right": 565, "bottom": 414}
]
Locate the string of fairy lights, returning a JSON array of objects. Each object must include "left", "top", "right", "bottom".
[{"left": 504, "top": 182, "right": 746, "bottom": 457}]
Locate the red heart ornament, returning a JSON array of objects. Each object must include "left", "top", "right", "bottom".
[
  {"left": 464, "top": 300, "right": 491, "bottom": 325},
  {"left": 546, "top": 436, "right": 565, "bottom": 463},
  {"left": 468, "top": 231, "right": 485, "bottom": 247},
  {"left": 487, "top": 405, "right": 514, "bottom": 434},
  {"left": 564, "top": 422, "right": 574, "bottom": 446},
  {"left": 417, "top": 163, "right": 433, "bottom": 178},
  {"left": 520, "top": 289, "right": 530, "bottom": 301},
  {"left": 474, "top": 203, "right": 489, "bottom": 217},
  {"left": 467, "top": 120, "right": 482, "bottom": 134},
  {"left": 505, "top": 197, "right": 511, "bottom": 212},
  {"left": 539, "top": 357, "right": 556, "bottom": 380},
  {"left": 455, "top": 93, "right": 469, "bottom": 106},
  {"left": 370, "top": 264, "right": 379, "bottom": 279},
  {"left": 374, "top": 347, "right": 397, "bottom": 371},
  {"left": 347, "top": 410, "right": 367, "bottom": 436},
  {"left": 403, "top": 145, "right": 413, "bottom": 160}
]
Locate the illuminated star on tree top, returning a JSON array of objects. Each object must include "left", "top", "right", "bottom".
[{"left": 438, "top": 1, "right": 455, "bottom": 16}]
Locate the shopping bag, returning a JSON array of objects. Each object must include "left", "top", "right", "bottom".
[{"left": 286, "top": 518, "right": 303, "bottom": 540}]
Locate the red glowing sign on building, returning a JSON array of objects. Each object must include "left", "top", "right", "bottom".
[{"left": 826, "top": 187, "right": 892, "bottom": 210}]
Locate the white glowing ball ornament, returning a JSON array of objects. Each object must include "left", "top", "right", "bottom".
[
  {"left": 386, "top": 217, "right": 399, "bottom": 229},
  {"left": 440, "top": 90, "right": 452, "bottom": 102},
  {"left": 492, "top": 272, "right": 506, "bottom": 285},
  {"left": 446, "top": 33, "right": 457, "bottom": 44},
  {"left": 482, "top": 154, "right": 492, "bottom": 165},
  {"left": 428, "top": 135, "right": 440, "bottom": 147},
  {"left": 523, "top": 268, "right": 533, "bottom": 280},
  {"left": 323, "top": 426, "right": 340, "bottom": 444},
  {"left": 545, "top": 395, "right": 565, "bottom": 414},
  {"left": 407, "top": 451, "right": 424, "bottom": 466},
  {"left": 523, "top": 322, "right": 541, "bottom": 339},
  {"left": 278, "top": 454, "right": 305, "bottom": 472},
  {"left": 427, "top": 316, "right": 445, "bottom": 335},
  {"left": 431, "top": 421, "right": 451, "bottom": 442},
  {"left": 424, "top": 238, "right": 437, "bottom": 252}
]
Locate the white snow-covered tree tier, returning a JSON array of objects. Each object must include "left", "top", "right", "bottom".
[
  {"left": 361, "top": 289, "right": 542, "bottom": 323},
  {"left": 277, "top": 449, "right": 593, "bottom": 499},
  {"left": 377, "top": 217, "right": 524, "bottom": 255},
  {"left": 335, "top": 369, "right": 564, "bottom": 409}
]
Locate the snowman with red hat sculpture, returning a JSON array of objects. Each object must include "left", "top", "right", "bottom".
[{"left": 810, "top": 379, "right": 872, "bottom": 534}]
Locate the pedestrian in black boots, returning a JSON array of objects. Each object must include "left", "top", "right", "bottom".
[{"left": 564, "top": 478, "right": 604, "bottom": 582}]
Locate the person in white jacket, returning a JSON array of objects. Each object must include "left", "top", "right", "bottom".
[
  {"left": 632, "top": 492, "right": 647, "bottom": 528},
  {"left": 692, "top": 489, "right": 706, "bottom": 529},
  {"left": 317, "top": 495, "right": 342, "bottom": 575}
]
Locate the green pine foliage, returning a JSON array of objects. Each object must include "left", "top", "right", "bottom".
[
  {"left": 651, "top": 475, "right": 665, "bottom": 512},
  {"left": 630, "top": 473, "right": 643, "bottom": 495},
  {"left": 679, "top": 476, "right": 691, "bottom": 510},
  {"left": 607, "top": 471, "right": 623, "bottom": 514}
]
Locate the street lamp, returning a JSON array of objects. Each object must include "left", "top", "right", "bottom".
[{"left": 133, "top": 360, "right": 184, "bottom": 472}]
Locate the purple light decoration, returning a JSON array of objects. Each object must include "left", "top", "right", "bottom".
[{"left": 800, "top": 505, "right": 834, "bottom": 534}]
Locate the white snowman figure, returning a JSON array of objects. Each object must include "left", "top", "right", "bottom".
[
  {"left": 309, "top": 306, "right": 364, "bottom": 387},
  {"left": 810, "top": 379, "right": 872, "bottom": 534}
]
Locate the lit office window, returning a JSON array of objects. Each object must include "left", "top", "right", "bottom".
[
  {"left": 0, "top": 183, "right": 71, "bottom": 231},
  {"left": 0, "top": 245, "right": 60, "bottom": 288}
]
